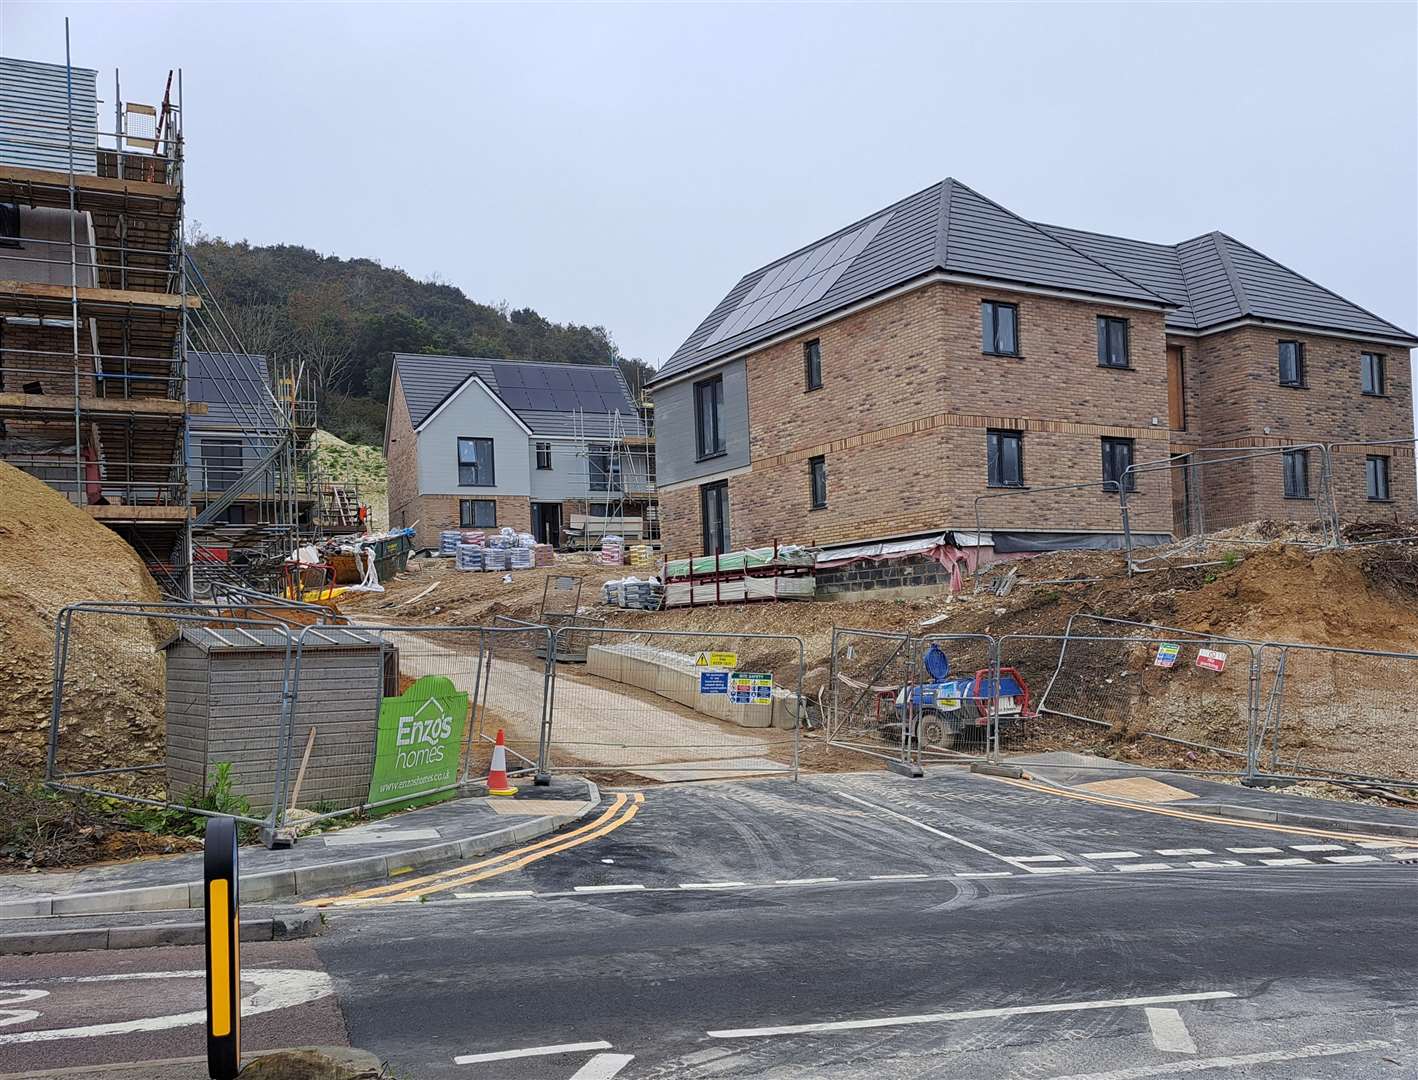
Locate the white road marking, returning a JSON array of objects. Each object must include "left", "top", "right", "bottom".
[
  {"left": 1118, "top": 863, "right": 1175, "bottom": 872},
  {"left": 832, "top": 790, "right": 1032, "bottom": 872},
  {"left": 1028, "top": 866, "right": 1095, "bottom": 875},
  {"left": 706, "top": 990, "right": 1236, "bottom": 1039},
  {"left": 869, "top": 873, "right": 929, "bottom": 880},
  {"left": 573, "top": 884, "right": 646, "bottom": 893},
  {"left": 1189, "top": 860, "right": 1245, "bottom": 868},
  {"left": 1037, "top": 1039, "right": 1392, "bottom": 1080},
  {"left": 1291, "top": 843, "right": 1345, "bottom": 852},
  {"left": 1156, "top": 848, "right": 1211, "bottom": 856},
  {"left": 571, "top": 1053, "right": 635, "bottom": 1079},
  {"left": 0, "top": 989, "right": 48, "bottom": 1029},
  {"left": 956, "top": 871, "right": 1014, "bottom": 878},
  {"left": 1325, "top": 854, "right": 1381, "bottom": 864},
  {"left": 452, "top": 890, "right": 536, "bottom": 900},
  {"left": 0, "top": 969, "right": 331, "bottom": 1046},
  {"left": 1228, "top": 846, "right": 1281, "bottom": 854},
  {"left": 1357, "top": 839, "right": 1411, "bottom": 848},
  {"left": 1389, "top": 851, "right": 1418, "bottom": 861},
  {"left": 1082, "top": 851, "right": 1142, "bottom": 860},
  {"left": 773, "top": 877, "right": 839, "bottom": 885},
  {"left": 454, "top": 1040, "right": 614, "bottom": 1065},
  {"left": 680, "top": 882, "right": 749, "bottom": 890},
  {"left": 1260, "top": 858, "right": 1312, "bottom": 866},
  {"left": 1011, "top": 855, "right": 1068, "bottom": 863},
  {"left": 1144, "top": 1007, "right": 1197, "bottom": 1054}
]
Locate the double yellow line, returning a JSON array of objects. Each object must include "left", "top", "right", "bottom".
[{"left": 309, "top": 793, "right": 645, "bottom": 908}]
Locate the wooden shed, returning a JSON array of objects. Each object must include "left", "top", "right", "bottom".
[{"left": 162, "top": 625, "right": 396, "bottom": 810}]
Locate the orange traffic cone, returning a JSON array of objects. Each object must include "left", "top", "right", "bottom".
[{"left": 486, "top": 728, "right": 517, "bottom": 796}]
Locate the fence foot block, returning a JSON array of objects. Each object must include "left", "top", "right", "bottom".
[
  {"left": 888, "top": 760, "right": 925, "bottom": 778},
  {"left": 971, "top": 762, "right": 1026, "bottom": 779}
]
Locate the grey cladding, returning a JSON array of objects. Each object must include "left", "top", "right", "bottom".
[{"left": 187, "top": 351, "right": 279, "bottom": 430}]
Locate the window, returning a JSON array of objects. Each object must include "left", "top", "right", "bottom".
[
  {"left": 987, "top": 430, "right": 1024, "bottom": 487},
  {"left": 535, "top": 442, "right": 552, "bottom": 470},
  {"left": 1097, "top": 317, "right": 1130, "bottom": 368},
  {"left": 0, "top": 202, "right": 19, "bottom": 249},
  {"left": 1278, "top": 341, "right": 1305, "bottom": 387},
  {"left": 1361, "top": 353, "right": 1386, "bottom": 396},
  {"left": 809, "top": 455, "right": 827, "bottom": 509},
  {"left": 460, "top": 498, "right": 496, "bottom": 527},
  {"left": 456, "top": 437, "right": 494, "bottom": 486},
  {"left": 201, "top": 437, "right": 242, "bottom": 492},
  {"left": 804, "top": 339, "right": 822, "bottom": 391},
  {"left": 694, "top": 375, "right": 725, "bottom": 459},
  {"left": 700, "top": 480, "right": 730, "bottom": 555},
  {"left": 589, "top": 444, "right": 622, "bottom": 492},
  {"left": 1101, "top": 436, "right": 1135, "bottom": 492},
  {"left": 1367, "top": 455, "right": 1391, "bottom": 501},
  {"left": 1283, "top": 449, "right": 1310, "bottom": 498},
  {"left": 982, "top": 301, "right": 1019, "bottom": 356}
]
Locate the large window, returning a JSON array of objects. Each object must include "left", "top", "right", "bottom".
[
  {"left": 1097, "top": 317, "right": 1130, "bottom": 368},
  {"left": 1367, "top": 455, "right": 1391, "bottom": 501},
  {"left": 589, "top": 444, "right": 622, "bottom": 492},
  {"left": 0, "top": 202, "right": 19, "bottom": 249},
  {"left": 460, "top": 498, "right": 496, "bottom": 527},
  {"left": 1278, "top": 341, "right": 1305, "bottom": 387},
  {"left": 535, "top": 442, "right": 552, "bottom": 470},
  {"left": 456, "top": 437, "right": 494, "bottom": 486},
  {"left": 694, "top": 375, "right": 725, "bottom": 459},
  {"left": 809, "top": 455, "right": 827, "bottom": 509},
  {"left": 804, "top": 339, "right": 823, "bottom": 391},
  {"left": 700, "top": 480, "right": 730, "bottom": 555},
  {"left": 1361, "top": 352, "right": 1386, "bottom": 396},
  {"left": 1283, "top": 449, "right": 1310, "bottom": 498},
  {"left": 982, "top": 301, "right": 1019, "bottom": 356},
  {"left": 1101, "top": 436, "right": 1135, "bottom": 492},
  {"left": 987, "top": 430, "right": 1024, "bottom": 487},
  {"left": 201, "top": 438, "right": 242, "bottom": 492}
]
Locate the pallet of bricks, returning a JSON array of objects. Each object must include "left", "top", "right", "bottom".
[{"left": 662, "top": 543, "right": 815, "bottom": 607}]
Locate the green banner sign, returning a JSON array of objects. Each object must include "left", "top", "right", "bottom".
[{"left": 368, "top": 674, "right": 468, "bottom": 810}]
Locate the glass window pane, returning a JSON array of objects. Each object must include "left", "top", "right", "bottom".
[
  {"left": 982, "top": 304, "right": 996, "bottom": 352},
  {"left": 999, "top": 306, "right": 1017, "bottom": 354},
  {"left": 1003, "top": 435, "right": 1021, "bottom": 483}
]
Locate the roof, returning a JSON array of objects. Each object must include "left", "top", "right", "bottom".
[
  {"left": 656, "top": 178, "right": 1417, "bottom": 385},
  {"left": 159, "top": 625, "right": 386, "bottom": 653},
  {"left": 187, "top": 351, "right": 279, "bottom": 430},
  {"left": 392, "top": 354, "right": 645, "bottom": 438}
]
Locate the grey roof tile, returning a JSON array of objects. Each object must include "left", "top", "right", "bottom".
[{"left": 187, "top": 351, "right": 279, "bottom": 430}]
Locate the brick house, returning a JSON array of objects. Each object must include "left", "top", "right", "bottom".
[
  {"left": 648, "top": 178, "right": 1417, "bottom": 558},
  {"left": 384, "top": 354, "right": 652, "bottom": 551}
]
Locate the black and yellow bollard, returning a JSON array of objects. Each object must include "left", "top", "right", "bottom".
[{"left": 204, "top": 816, "right": 241, "bottom": 1080}]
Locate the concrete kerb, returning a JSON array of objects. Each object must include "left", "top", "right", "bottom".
[
  {"left": 0, "top": 910, "right": 322, "bottom": 956},
  {"left": 0, "top": 780, "right": 601, "bottom": 921}
]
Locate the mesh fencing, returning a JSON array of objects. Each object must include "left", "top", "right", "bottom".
[
  {"left": 826, "top": 628, "right": 919, "bottom": 764},
  {"left": 471, "top": 623, "right": 555, "bottom": 778}
]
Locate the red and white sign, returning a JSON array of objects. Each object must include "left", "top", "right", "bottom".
[{"left": 1195, "top": 648, "right": 1228, "bottom": 673}]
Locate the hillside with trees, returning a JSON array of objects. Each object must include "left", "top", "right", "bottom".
[{"left": 189, "top": 231, "right": 653, "bottom": 445}]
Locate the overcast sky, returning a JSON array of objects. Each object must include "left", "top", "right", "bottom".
[{"left": 4, "top": 2, "right": 1415, "bottom": 369}]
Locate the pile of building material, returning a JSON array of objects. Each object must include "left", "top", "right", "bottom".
[
  {"left": 601, "top": 535, "right": 625, "bottom": 566},
  {"left": 628, "top": 544, "right": 657, "bottom": 569},
  {"left": 601, "top": 576, "right": 664, "bottom": 610},
  {"left": 440, "top": 529, "right": 486, "bottom": 556},
  {"left": 450, "top": 527, "right": 556, "bottom": 574},
  {"left": 586, "top": 642, "right": 799, "bottom": 731},
  {"left": 455, "top": 544, "right": 483, "bottom": 571},
  {"left": 662, "top": 544, "right": 815, "bottom": 607}
]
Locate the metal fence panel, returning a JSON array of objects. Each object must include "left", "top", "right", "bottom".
[
  {"left": 546, "top": 627, "right": 803, "bottom": 780},
  {"left": 826, "top": 628, "right": 920, "bottom": 765}
]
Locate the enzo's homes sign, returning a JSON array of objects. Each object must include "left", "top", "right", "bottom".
[{"left": 367, "top": 675, "right": 468, "bottom": 809}]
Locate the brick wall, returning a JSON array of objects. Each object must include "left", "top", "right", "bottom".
[{"left": 385, "top": 373, "right": 420, "bottom": 535}]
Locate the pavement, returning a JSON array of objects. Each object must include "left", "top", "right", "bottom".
[{"left": 6, "top": 765, "right": 1418, "bottom": 1078}]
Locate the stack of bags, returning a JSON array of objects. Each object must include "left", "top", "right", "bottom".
[
  {"left": 455, "top": 544, "right": 484, "bottom": 571},
  {"left": 532, "top": 543, "right": 556, "bottom": 567},
  {"left": 600, "top": 534, "right": 625, "bottom": 566},
  {"left": 482, "top": 548, "right": 510, "bottom": 572},
  {"left": 628, "top": 544, "right": 656, "bottom": 569},
  {"left": 508, "top": 547, "right": 534, "bottom": 570},
  {"left": 439, "top": 530, "right": 462, "bottom": 556},
  {"left": 459, "top": 529, "right": 486, "bottom": 546},
  {"left": 601, "top": 575, "right": 663, "bottom": 610}
]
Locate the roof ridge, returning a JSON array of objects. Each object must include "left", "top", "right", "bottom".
[
  {"left": 1033, "top": 220, "right": 1178, "bottom": 252},
  {"left": 1214, "top": 231, "right": 1417, "bottom": 340},
  {"left": 934, "top": 179, "right": 953, "bottom": 267},
  {"left": 948, "top": 179, "right": 1173, "bottom": 306},
  {"left": 1209, "top": 231, "right": 1250, "bottom": 315}
]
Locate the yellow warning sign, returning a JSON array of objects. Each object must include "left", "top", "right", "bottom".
[{"left": 693, "top": 651, "right": 739, "bottom": 668}]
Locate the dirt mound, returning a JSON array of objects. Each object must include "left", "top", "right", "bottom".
[{"left": 0, "top": 462, "right": 166, "bottom": 775}]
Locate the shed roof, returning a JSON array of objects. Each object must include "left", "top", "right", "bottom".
[{"left": 159, "top": 625, "right": 386, "bottom": 653}]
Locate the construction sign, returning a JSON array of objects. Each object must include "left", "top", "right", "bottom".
[
  {"left": 1154, "top": 643, "right": 1181, "bottom": 669},
  {"left": 699, "top": 670, "right": 729, "bottom": 695},
  {"left": 729, "top": 673, "right": 773, "bottom": 705},
  {"left": 1195, "top": 648, "right": 1228, "bottom": 673},
  {"left": 693, "top": 650, "right": 739, "bottom": 669},
  {"left": 368, "top": 675, "right": 467, "bottom": 810}
]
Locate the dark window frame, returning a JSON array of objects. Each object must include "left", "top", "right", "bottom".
[
  {"left": 700, "top": 480, "right": 730, "bottom": 555},
  {"left": 0, "top": 202, "right": 20, "bottom": 249},
  {"left": 1278, "top": 340, "right": 1306, "bottom": 388},
  {"left": 535, "top": 441, "right": 552, "bottom": 470},
  {"left": 808, "top": 455, "right": 827, "bottom": 510},
  {"left": 986, "top": 429, "right": 1024, "bottom": 488},
  {"left": 1361, "top": 352, "right": 1386, "bottom": 397},
  {"left": 1366, "top": 455, "right": 1391, "bottom": 502},
  {"left": 1283, "top": 448, "right": 1310, "bottom": 499},
  {"left": 982, "top": 301, "right": 1020, "bottom": 357},
  {"left": 694, "top": 375, "right": 726, "bottom": 461},
  {"left": 589, "top": 444, "right": 622, "bottom": 492},
  {"left": 456, "top": 436, "right": 495, "bottom": 487},
  {"left": 804, "top": 339, "right": 823, "bottom": 391},
  {"left": 459, "top": 497, "right": 497, "bottom": 528},
  {"left": 1100, "top": 436, "right": 1136, "bottom": 492},
  {"left": 1097, "top": 316, "right": 1131, "bottom": 369}
]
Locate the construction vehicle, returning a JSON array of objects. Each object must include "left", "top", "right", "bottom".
[{"left": 884, "top": 643, "right": 1032, "bottom": 749}]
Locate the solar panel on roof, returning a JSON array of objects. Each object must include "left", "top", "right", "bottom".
[{"left": 545, "top": 368, "right": 574, "bottom": 389}]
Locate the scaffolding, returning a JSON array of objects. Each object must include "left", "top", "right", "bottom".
[
  {"left": 562, "top": 387, "right": 657, "bottom": 549},
  {"left": 0, "top": 33, "right": 325, "bottom": 598}
]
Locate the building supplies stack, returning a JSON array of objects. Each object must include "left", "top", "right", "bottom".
[
  {"left": 628, "top": 544, "right": 657, "bottom": 569},
  {"left": 482, "top": 548, "right": 510, "bottom": 572},
  {"left": 601, "top": 535, "right": 625, "bottom": 566},
  {"left": 455, "top": 544, "right": 484, "bottom": 572},
  {"left": 459, "top": 529, "right": 486, "bottom": 547},
  {"left": 508, "top": 546, "right": 534, "bottom": 570},
  {"left": 532, "top": 543, "right": 556, "bottom": 567},
  {"left": 439, "top": 530, "right": 462, "bottom": 556},
  {"left": 601, "top": 576, "right": 663, "bottom": 611},
  {"left": 662, "top": 544, "right": 816, "bottom": 608}
]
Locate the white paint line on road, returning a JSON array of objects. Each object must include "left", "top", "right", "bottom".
[
  {"left": 1260, "top": 858, "right": 1313, "bottom": 866},
  {"left": 1228, "top": 846, "right": 1282, "bottom": 854},
  {"left": 955, "top": 871, "right": 1014, "bottom": 878},
  {"left": 1118, "top": 863, "right": 1175, "bottom": 872},
  {"left": 706, "top": 990, "right": 1236, "bottom": 1039},
  {"left": 1189, "top": 860, "right": 1245, "bottom": 868},
  {"left": 1037, "top": 1039, "right": 1392, "bottom": 1080},
  {"left": 1325, "top": 854, "right": 1381, "bottom": 864},
  {"left": 1010, "top": 855, "right": 1068, "bottom": 863},
  {"left": 773, "top": 877, "right": 839, "bottom": 885},
  {"left": 573, "top": 884, "right": 647, "bottom": 893},
  {"left": 570, "top": 1053, "right": 635, "bottom": 1079},
  {"left": 680, "top": 882, "right": 750, "bottom": 890},
  {"left": 1156, "top": 848, "right": 1211, "bottom": 856},
  {"left": 453, "top": 1040, "right": 614, "bottom": 1065},
  {"left": 1291, "top": 843, "right": 1345, "bottom": 852},
  {"left": 1144, "top": 1007, "right": 1197, "bottom": 1054},
  {"left": 832, "top": 790, "right": 1031, "bottom": 873},
  {"left": 1389, "top": 851, "right": 1418, "bottom": 861},
  {"left": 451, "top": 890, "right": 536, "bottom": 900},
  {"left": 1081, "top": 851, "right": 1142, "bottom": 860},
  {"left": 1028, "top": 866, "right": 1095, "bottom": 875},
  {"left": 1357, "top": 839, "right": 1411, "bottom": 848},
  {"left": 869, "top": 873, "right": 929, "bottom": 880}
]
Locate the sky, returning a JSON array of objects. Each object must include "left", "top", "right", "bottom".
[{"left": 3, "top": 2, "right": 1415, "bottom": 371}]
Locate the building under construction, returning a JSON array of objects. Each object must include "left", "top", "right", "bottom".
[{"left": 0, "top": 48, "right": 334, "bottom": 596}]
